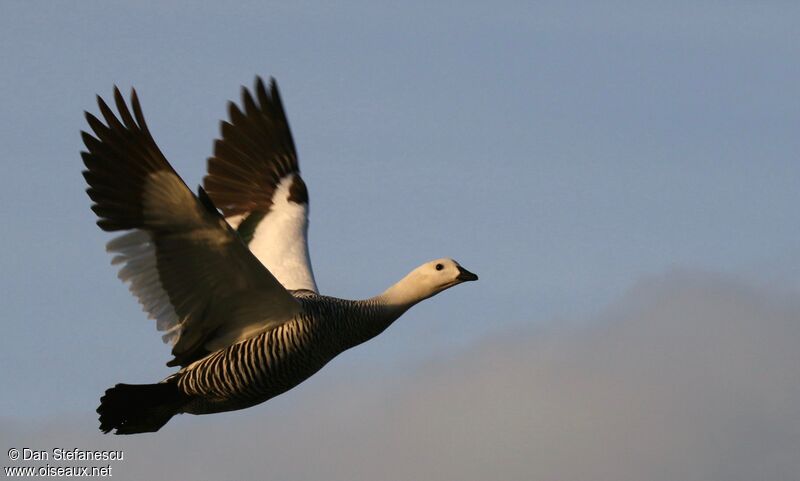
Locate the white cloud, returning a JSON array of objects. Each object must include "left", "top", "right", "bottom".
[{"left": 2, "top": 270, "right": 798, "bottom": 480}]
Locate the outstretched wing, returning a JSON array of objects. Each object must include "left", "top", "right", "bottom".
[
  {"left": 82, "top": 87, "right": 301, "bottom": 367},
  {"left": 204, "top": 77, "right": 317, "bottom": 292}
]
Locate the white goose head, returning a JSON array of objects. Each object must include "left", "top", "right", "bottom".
[{"left": 380, "top": 258, "right": 478, "bottom": 310}]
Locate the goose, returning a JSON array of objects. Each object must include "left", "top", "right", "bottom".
[{"left": 83, "top": 77, "right": 477, "bottom": 435}]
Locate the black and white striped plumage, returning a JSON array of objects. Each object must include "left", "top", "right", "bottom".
[
  {"left": 177, "top": 293, "right": 389, "bottom": 415},
  {"left": 83, "top": 78, "right": 478, "bottom": 434}
]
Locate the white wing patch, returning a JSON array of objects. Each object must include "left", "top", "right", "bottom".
[{"left": 236, "top": 174, "right": 318, "bottom": 292}]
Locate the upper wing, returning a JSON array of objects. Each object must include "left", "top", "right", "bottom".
[
  {"left": 203, "top": 77, "right": 317, "bottom": 292},
  {"left": 81, "top": 87, "right": 301, "bottom": 367}
]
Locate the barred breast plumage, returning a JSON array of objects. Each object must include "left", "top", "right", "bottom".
[
  {"left": 178, "top": 294, "right": 385, "bottom": 415},
  {"left": 85, "top": 77, "right": 478, "bottom": 434}
]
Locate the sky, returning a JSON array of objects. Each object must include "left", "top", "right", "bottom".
[{"left": 1, "top": 1, "right": 799, "bottom": 479}]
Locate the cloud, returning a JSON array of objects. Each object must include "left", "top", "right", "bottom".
[{"left": 3, "top": 270, "right": 799, "bottom": 480}]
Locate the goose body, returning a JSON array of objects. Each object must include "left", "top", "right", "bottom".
[
  {"left": 179, "top": 293, "right": 387, "bottom": 415},
  {"left": 82, "top": 78, "right": 477, "bottom": 434}
]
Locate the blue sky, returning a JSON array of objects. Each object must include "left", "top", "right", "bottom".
[{"left": 1, "top": 1, "right": 799, "bottom": 479}]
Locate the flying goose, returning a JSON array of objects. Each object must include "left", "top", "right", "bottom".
[{"left": 83, "top": 77, "right": 477, "bottom": 434}]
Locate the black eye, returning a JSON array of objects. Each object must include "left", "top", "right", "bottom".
[{"left": 435, "top": 263, "right": 444, "bottom": 271}]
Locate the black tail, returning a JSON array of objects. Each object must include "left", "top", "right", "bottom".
[{"left": 97, "top": 381, "right": 187, "bottom": 435}]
